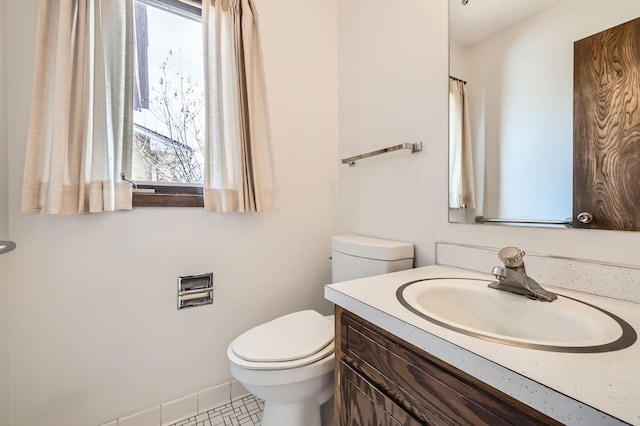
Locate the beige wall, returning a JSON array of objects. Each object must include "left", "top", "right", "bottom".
[
  {"left": 336, "top": 0, "right": 450, "bottom": 263},
  {"left": 1, "top": 0, "right": 11, "bottom": 424},
  {"left": 336, "top": 0, "right": 640, "bottom": 268},
  {"left": 5, "top": 1, "right": 337, "bottom": 425}
]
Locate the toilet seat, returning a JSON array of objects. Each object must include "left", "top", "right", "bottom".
[
  {"left": 228, "top": 341, "right": 334, "bottom": 370},
  {"left": 229, "top": 310, "right": 334, "bottom": 370}
]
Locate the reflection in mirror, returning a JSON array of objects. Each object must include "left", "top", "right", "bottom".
[
  {"left": 0, "top": 241, "right": 16, "bottom": 255},
  {"left": 448, "top": 0, "right": 640, "bottom": 227}
]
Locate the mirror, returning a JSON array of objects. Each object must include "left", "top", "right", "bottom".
[{"left": 448, "top": 0, "right": 640, "bottom": 227}]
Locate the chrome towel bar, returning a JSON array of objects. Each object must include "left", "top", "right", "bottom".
[
  {"left": 341, "top": 142, "right": 422, "bottom": 166},
  {"left": 475, "top": 216, "right": 572, "bottom": 227}
]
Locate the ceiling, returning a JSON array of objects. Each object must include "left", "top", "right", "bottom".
[{"left": 450, "top": 0, "right": 564, "bottom": 46}]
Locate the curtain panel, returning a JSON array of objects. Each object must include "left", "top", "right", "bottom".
[
  {"left": 202, "top": 0, "right": 277, "bottom": 212},
  {"left": 22, "top": 0, "right": 134, "bottom": 214}
]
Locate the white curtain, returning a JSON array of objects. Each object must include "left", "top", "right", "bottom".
[
  {"left": 22, "top": 0, "right": 134, "bottom": 214},
  {"left": 202, "top": 0, "right": 276, "bottom": 212},
  {"left": 449, "top": 79, "right": 476, "bottom": 209}
]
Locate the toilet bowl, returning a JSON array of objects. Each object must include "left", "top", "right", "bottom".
[
  {"left": 227, "top": 235, "right": 415, "bottom": 426},
  {"left": 227, "top": 310, "right": 335, "bottom": 426}
]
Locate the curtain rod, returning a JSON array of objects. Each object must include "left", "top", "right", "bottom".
[{"left": 449, "top": 75, "right": 467, "bottom": 85}]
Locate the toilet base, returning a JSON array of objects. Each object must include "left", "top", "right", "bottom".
[
  {"left": 261, "top": 394, "right": 334, "bottom": 426},
  {"left": 239, "top": 371, "right": 334, "bottom": 426},
  {"left": 262, "top": 399, "right": 322, "bottom": 426}
]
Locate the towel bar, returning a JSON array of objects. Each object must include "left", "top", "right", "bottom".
[
  {"left": 475, "top": 216, "right": 572, "bottom": 227},
  {"left": 341, "top": 142, "right": 422, "bottom": 166}
]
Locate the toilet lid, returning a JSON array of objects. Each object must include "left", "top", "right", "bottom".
[{"left": 231, "top": 310, "right": 334, "bottom": 362}]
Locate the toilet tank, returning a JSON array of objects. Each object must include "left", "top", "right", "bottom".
[{"left": 331, "top": 234, "right": 414, "bottom": 283}]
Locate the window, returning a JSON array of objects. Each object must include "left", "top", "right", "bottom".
[
  {"left": 131, "top": 0, "right": 205, "bottom": 207},
  {"left": 24, "top": 0, "right": 274, "bottom": 214}
]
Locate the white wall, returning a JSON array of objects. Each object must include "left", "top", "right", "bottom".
[
  {"left": 463, "top": 0, "right": 640, "bottom": 221},
  {"left": 336, "top": 0, "right": 448, "bottom": 264},
  {"left": 337, "top": 0, "right": 640, "bottom": 269},
  {"left": 5, "top": 0, "right": 640, "bottom": 425},
  {"left": 5, "top": 1, "right": 337, "bottom": 425},
  {"left": 1, "top": 0, "right": 11, "bottom": 424}
]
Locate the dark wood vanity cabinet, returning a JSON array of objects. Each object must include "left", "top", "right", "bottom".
[{"left": 334, "top": 306, "right": 562, "bottom": 426}]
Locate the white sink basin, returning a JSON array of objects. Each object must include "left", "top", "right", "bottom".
[{"left": 397, "top": 278, "right": 636, "bottom": 352}]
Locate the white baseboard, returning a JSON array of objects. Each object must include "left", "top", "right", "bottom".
[{"left": 100, "top": 380, "right": 250, "bottom": 426}]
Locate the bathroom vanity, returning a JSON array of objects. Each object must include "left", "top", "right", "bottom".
[
  {"left": 335, "top": 306, "right": 560, "bottom": 425},
  {"left": 325, "top": 264, "right": 640, "bottom": 425}
]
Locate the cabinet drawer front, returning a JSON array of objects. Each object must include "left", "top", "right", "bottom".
[
  {"left": 339, "top": 309, "right": 560, "bottom": 426},
  {"left": 341, "top": 361, "right": 423, "bottom": 426}
]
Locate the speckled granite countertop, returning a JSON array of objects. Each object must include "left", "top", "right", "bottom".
[{"left": 325, "top": 265, "right": 640, "bottom": 426}]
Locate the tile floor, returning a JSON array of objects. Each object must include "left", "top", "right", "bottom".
[{"left": 169, "top": 394, "right": 264, "bottom": 426}]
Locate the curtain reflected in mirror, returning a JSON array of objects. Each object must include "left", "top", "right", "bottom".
[{"left": 448, "top": 77, "right": 476, "bottom": 212}]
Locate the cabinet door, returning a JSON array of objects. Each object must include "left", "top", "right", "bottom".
[{"left": 340, "top": 361, "right": 423, "bottom": 426}]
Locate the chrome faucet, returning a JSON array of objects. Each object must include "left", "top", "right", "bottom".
[{"left": 489, "top": 247, "right": 557, "bottom": 302}]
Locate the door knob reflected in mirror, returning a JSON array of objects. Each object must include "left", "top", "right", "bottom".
[
  {"left": 576, "top": 212, "right": 594, "bottom": 224},
  {"left": 0, "top": 241, "right": 16, "bottom": 255}
]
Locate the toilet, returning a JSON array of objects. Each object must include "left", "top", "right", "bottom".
[{"left": 226, "top": 234, "right": 414, "bottom": 426}]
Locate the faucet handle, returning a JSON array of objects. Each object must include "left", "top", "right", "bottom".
[{"left": 498, "top": 246, "right": 525, "bottom": 268}]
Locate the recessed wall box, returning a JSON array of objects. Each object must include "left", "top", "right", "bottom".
[{"left": 178, "top": 273, "right": 213, "bottom": 309}]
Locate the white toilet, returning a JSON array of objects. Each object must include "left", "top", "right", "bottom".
[{"left": 226, "top": 235, "right": 414, "bottom": 426}]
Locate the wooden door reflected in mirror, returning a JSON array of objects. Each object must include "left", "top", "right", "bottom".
[{"left": 574, "top": 17, "right": 640, "bottom": 231}]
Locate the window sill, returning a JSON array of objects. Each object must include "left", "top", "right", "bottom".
[{"left": 133, "top": 192, "right": 204, "bottom": 208}]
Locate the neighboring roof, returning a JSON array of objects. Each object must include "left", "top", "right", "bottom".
[{"left": 133, "top": 123, "right": 194, "bottom": 153}]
